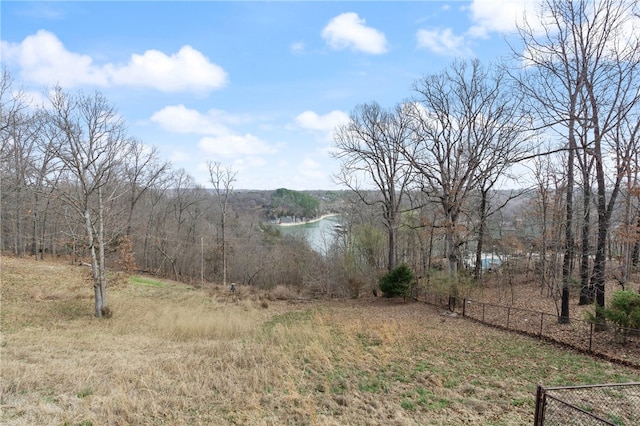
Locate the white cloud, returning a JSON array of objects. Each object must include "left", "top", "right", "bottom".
[
  {"left": 1, "top": 30, "right": 227, "bottom": 93},
  {"left": 152, "top": 104, "right": 279, "bottom": 159},
  {"left": 414, "top": 0, "right": 538, "bottom": 57},
  {"left": 412, "top": 0, "right": 539, "bottom": 58},
  {"left": 106, "top": 45, "right": 227, "bottom": 92},
  {"left": 199, "top": 134, "right": 277, "bottom": 157},
  {"left": 468, "top": 0, "right": 539, "bottom": 38},
  {"left": 295, "top": 110, "right": 349, "bottom": 132},
  {"left": 1, "top": 30, "right": 108, "bottom": 87},
  {"left": 150, "top": 105, "right": 231, "bottom": 135},
  {"left": 416, "top": 28, "right": 473, "bottom": 57},
  {"left": 321, "top": 12, "right": 388, "bottom": 54}
]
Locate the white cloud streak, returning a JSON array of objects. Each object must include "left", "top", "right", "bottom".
[
  {"left": 290, "top": 41, "right": 305, "bottom": 54},
  {"left": 415, "top": 0, "right": 539, "bottom": 57},
  {"left": 416, "top": 28, "right": 473, "bottom": 57},
  {"left": 295, "top": 110, "right": 349, "bottom": 132}
]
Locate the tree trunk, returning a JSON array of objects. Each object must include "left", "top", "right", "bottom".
[
  {"left": 387, "top": 215, "right": 397, "bottom": 271},
  {"left": 632, "top": 215, "right": 640, "bottom": 267},
  {"left": 97, "top": 187, "right": 107, "bottom": 315},
  {"left": 560, "top": 130, "right": 575, "bottom": 324},
  {"left": 32, "top": 193, "right": 38, "bottom": 260},
  {"left": 445, "top": 212, "right": 459, "bottom": 311},
  {"left": 446, "top": 223, "right": 458, "bottom": 278},
  {"left": 579, "top": 175, "right": 593, "bottom": 305},
  {"left": 540, "top": 192, "right": 548, "bottom": 295},
  {"left": 84, "top": 208, "right": 103, "bottom": 317},
  {"left": 474, "top": 190, "right": 488, "bottom": 281},
  {"left": 222, "top": 209, "right": 227, "bottom": 286},
  {"left": 592, "top": 167, "right": 608, "bottom": 331}
]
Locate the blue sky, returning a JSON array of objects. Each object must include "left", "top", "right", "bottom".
[{"left": 1, "top": 1, "right": 540, "bottom": 190}]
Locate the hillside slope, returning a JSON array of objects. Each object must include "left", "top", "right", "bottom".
[{"left": 2, "top": 256, "right": 639, "bottom": 425}]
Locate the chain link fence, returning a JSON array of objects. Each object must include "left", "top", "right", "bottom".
[
  {"left": 419, "top": 291, "right": 640, "bottom": 368},
  {"left": 534, "top": 382, "right": 640, "bottom": 425}
]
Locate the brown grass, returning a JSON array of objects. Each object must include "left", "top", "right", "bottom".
[{"left": 1, "top": 255, "right": 639, "bottom": 425}]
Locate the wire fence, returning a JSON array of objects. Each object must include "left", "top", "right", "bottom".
[
  {"left": 418, "top": 291, "right": 640, "bottom": 369},
  {"left": 534, "top": 382, "right": 640, "bottom": 425}
]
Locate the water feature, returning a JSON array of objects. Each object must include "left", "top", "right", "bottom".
[{"left": 277, "top": 215, "right": 342, "bottom": 255}]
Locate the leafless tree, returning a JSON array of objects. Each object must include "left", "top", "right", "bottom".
[
  {"left": 333, "top": 101, "right": 414, "bottom": 271},
  {"left": 2, "top": 109, "right": 37, "bottom": 255},
  {"left": 617, "top": 113, "right": 640, "bottom": 285},
  {"left": 137, "top": 173, "right": 174, "bottom": 272},
  {"left": 0, "top": 70, "right": 29, "bottom": 136},
  {"left": 208, "top": 161, "right": 237, "bottom": 287},
  {"left": 47, "top": 86, "right": 133, "bottom": 317},
  {"left": 122, "top": 139, "right": 170, "bottom": 237},
  {"left": 471, "top": 115, "right": 534, "bottom": 281},
  {"left": 527, "top": 146, "right": 566, "bottom": 294},
  {"left": 515, "top": 0, "right": 640, "bottom": 324},
  {"left": 153, "top": 169, "right": 205, "bottom": 281},
  {"left": 29, "top": 109, "right": 64, "bottom": 259},
  {"left": 0, "top": 70, "right": 35, "bottom": 255},
  {"left": 406, "top": 59, "right": 531, "bottom": 287}
]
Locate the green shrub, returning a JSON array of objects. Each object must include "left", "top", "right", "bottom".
[
  {"left": 601, "top": 290, "right": 640, "bottom": 331},
  {"left": 379, "top": 264, "right": 414, "bottom": 298}
]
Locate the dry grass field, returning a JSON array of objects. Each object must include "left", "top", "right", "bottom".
[{"left": 1, "top": 255, "right": 639, "bottom": 425}]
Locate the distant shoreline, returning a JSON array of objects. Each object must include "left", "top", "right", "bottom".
[{"left": 276, "top": 213, "right": 339, "bottom": 227}]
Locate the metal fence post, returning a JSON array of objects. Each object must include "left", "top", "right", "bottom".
[
  {"left": 534, "top": 384, "right": 546, "bottom": 426},
  {"left": 540, "top": 312, "right": 544, "bottom": 338},
  {"left": 462, "top": 298, "right": 466, "bottom": 317}
]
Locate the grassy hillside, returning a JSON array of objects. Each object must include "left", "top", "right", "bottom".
[{"left": 1, "top": 256, "right": 638, "bottom": 425}]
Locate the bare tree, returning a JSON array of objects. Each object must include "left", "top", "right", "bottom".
[
  {"left": 617, "top": 113, "right": 640, "bottom": 286},
  {"left": 515, "top": 0, "right": 640, "bottom": 324},
  {"left": 153, "top": 169, "right": 204, "bottom": 281},
  {"left": 528, "top": 146, "right": 566, "bottom": 294},
  {"left": 0, "top": 70, "right": 35, "bottom": 255},
  {"left": 30, "top": 108, "right": 64, "bottom": 259},
  {"left": 582, "top": 5, "right": 640, "bottom": 320},
  {"left": 137, "top": 172, "right": 174, "bottom": 272},
  {"left": 406, "top": 59, "right": 531, "bottom": 286},
  {"left": 471, "top": 111, "right": 534, "bottom": 281},
  {"left": 2, "top": 107, "right": 37, "bottom": 255},
  {"left": 47, "top": 86, "right": 132, "bottom": 317},
  {"left": 122, "top": 139, "right": 170, "bottom": 237},
  {"left": 0, "top": 70, "right": 29, "bottom": 136},
  {"left": 207, "top": 161, "right": 237, "bottom": 287},
  {"left": 333, "top": 101, "right": 414, "bottom": 271}
]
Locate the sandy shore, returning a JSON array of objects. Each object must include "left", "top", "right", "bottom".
[{"left": 276, "top": 213, "right": 339, "bottom": 227}]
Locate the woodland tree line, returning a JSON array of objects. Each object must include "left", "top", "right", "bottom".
[{"left": 2, "top": 0, "right": 640, "bottom": 323}]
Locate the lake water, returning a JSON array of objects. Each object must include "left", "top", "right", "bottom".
[{"left": 278, "top": 215, "right": 342, "bottom": 255}]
